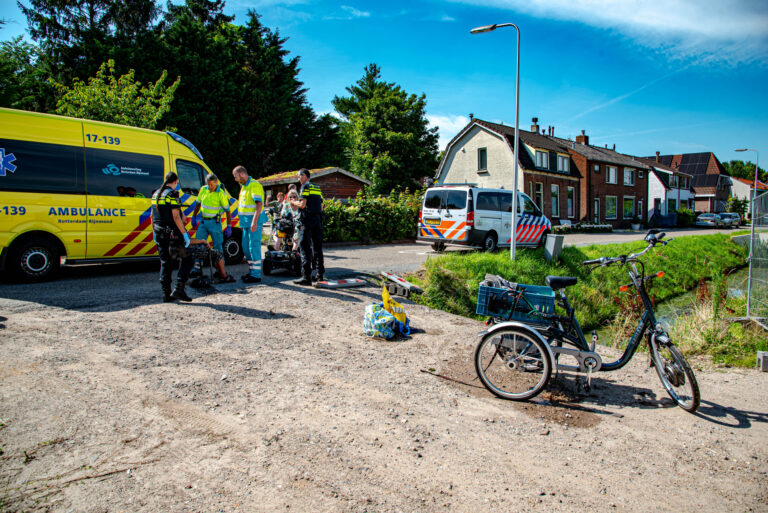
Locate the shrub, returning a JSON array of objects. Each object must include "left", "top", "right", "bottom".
[
  {"left": 322, "top": 188, "right": 423, "bottom": 243},
  {"left": 677, "top": 208, "right": 695, "bottom": 227}
]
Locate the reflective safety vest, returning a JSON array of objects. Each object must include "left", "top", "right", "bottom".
[
  {"left": 197, "top": 184, "right": 230, "bottom": 220},
  {"left": 238, "top": 178, "right": 264, "bottom": 216}
]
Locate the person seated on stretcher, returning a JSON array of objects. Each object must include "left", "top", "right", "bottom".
[{"left": 172, "top": 238, "right": 235, "bottom": 283}]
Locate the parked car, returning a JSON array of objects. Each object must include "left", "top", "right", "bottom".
[
  {"left": 718, "top": 213, "right": 741, "bottom": 228},
  {"left": 695, "top": 213, "right": 724, "bottom": 228}
]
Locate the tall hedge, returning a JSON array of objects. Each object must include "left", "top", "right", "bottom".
[{"left": 323, "top": 189, "right": 422, "bottom": 243}]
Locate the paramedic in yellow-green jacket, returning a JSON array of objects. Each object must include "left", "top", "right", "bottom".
[
  {"left": 232, "top": 165, "right": 266, "bottom": 284},
  {"left": 191, "top": 173, "right": 235, "bottom": 283}
]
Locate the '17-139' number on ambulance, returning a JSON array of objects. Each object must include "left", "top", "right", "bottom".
[
  {"left": 2, "top": 206, "right": 26, "bottom": 215},
  {"left": 86, "top": 134, "right": 121, "bottom": 145}
]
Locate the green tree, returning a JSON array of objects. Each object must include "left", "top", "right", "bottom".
[
  {"left": 722, "top": 160, "right": 767, "bottom": 183},
  {"left": 18, "top": 0, "right": 161, "bottom": 83},
  {"left": 0, "top": 36, "right": 53, "bottom": 111},
  {"left": 726, "top": 196, "right": 747, "bottom": 221},
  {"left": 49, "top": 59, "right": 180, "bottom": 129},
  {"left": 332, "top": 64, "right": 439, "bottom": 194}
]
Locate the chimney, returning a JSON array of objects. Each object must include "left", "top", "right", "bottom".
[
  {"left": 575, "top": 129, "right": 589, "bottom": 145},
  {"left": 612, "top": 143, "right": 615, "bottom": 151},
  {"left": 655, "top": 151, "right": 660, "bottom": 163},
  {"left": 469, "top": 113, "right": 474, "bottom": 121},
  {"left": 550, "top": 126, "right": 555, "bottom": 137},
  {"left": 531, "top": 117, "right": 540, "bottom": 133}
]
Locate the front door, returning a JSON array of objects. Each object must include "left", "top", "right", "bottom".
[{"left": 593, "top": 198, "right": 600, "bottom": 223}]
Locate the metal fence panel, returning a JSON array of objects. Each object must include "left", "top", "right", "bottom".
[{"left": 748, "top": 191, "right": 768, "bottom": 329}]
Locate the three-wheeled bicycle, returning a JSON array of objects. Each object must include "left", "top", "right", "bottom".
[{"left": 474, "top": 230, "right": 700, "bottom": 412}]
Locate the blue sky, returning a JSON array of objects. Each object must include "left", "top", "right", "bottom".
[{"left": 3, "top": 0, "right": 767, "bottom": 167}]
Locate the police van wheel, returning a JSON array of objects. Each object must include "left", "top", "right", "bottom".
[
  {"left": 223, "top": 231, "right": 244, "bottom": 265},
  {"left": 538, "top": 230, "right": 550, "bottom": 248},
  {"left": 263, "top": 261, "right": 272, "bottom": 276},
  {"left": 483, "top": 233, "right": 498, "bottom": 252},
  {"left": 11, "top": 237, "right": 60, "bottom": 282},
  {"left": 431, "top": 242, "right": 445, "bottom": 252}
]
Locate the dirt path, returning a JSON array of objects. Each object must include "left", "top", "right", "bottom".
[{"left": 0, "top": 270, "right": 766, "bottom": 512}]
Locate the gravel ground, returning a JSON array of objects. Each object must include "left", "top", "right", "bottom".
[{"left": 0, "top": 260, "right": 767, "bottom": 512}]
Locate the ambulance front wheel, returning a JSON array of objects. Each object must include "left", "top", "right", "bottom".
[
  {"left": 223, "top": 229, "right": 244, "bottom": 265},
  {"left": 9, "top": 235, "right": 61, "bottom": 282}
]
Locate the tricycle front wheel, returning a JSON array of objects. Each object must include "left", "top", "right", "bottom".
[{"left": 650, "top": 340, "right": 700, "bottom": 412}]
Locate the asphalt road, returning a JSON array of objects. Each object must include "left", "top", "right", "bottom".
[{"left": 0, "top": 226, "right": 739, "bottom": 287}]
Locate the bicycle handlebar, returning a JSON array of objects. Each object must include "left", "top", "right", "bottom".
[{"left": 581, "top": 231, "right": 672, "bottom": 268}]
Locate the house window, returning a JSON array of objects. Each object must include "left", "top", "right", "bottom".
[
  {"left": 669, "top": 198, "right": 677, "bottom": 212},
  {"left": 557, "top": 155, "right": 569, "bottom": 173},
  {"left": 535, "top": 182, "right": 544, "bottom": 210},
  {"left": 528, "top": 181, "right": 533, "bottom": 199},
  {"left": 688, "top": 199, "right": 694, "bottom": 209},
  {"left": 624, "top": 168, "right": 635, "bottom": 186},
  {"left": 535, "top": 150, "right": 549, "bottom": 169},
  {"left": 623, "top": 196, "right": 635, "bottom": 219},
  {"left": 638, "top": 199, "right": 643, "bottom": 219},
  {"left": 607, "top": 166, "right": 617, "bottom": 184},
  {"left": 670, "top": 175, "right": 678, "bottom": 188},
  {"left": 638, "top": 170, "right": 644, "bottom": 179},
  {"left": 593, "top": 164, "right": 600, "bottom": 173},
  {"left": 654, "top": 198, "right": 661, "bottom": 212},
  {"left": 551, "top": 184, "right": 560, "bottom": 217},
  {"left": 477, "top": 147, "right": 487, "bottom": 171},
  {"left": 567, "top": 186, "right": 575, "bottom": 218},
  {"left": 606, "top": 196, "right": 617, "bottom": 219}
]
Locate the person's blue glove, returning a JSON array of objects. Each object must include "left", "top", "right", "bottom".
[
  {"left": 224, "top": 225, "right": 232, "bottom": 238},
  {"left": 183, "top": 233, "right": 191, "bottom": 247}
]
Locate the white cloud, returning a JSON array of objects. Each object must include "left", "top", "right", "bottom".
[
  {"left": 448, "top": 0, "right": 768, "bottom": 65},
  {"left": 341, "top": 5, "right": 370, "bottom": 18},
  {"left": 323, "top": 5, "right": 371, "bottom": 20},
  {"left": 440, "top": 13, "right": 456, "bottom": 22},
  {"left": 427, "top": 114, "right": 470, "bottom": 150}
]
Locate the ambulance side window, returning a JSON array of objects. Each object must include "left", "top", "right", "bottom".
[
  {"left": 176, "top": 160, "right": 205, "bottom": 196},
  {"left": 85, "top": 148, "right": 163, "bottom": 198},
  {"left": 0, "top": 139, "right": 84, "bottom": 193}
]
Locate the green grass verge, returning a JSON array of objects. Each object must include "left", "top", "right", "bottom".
[{"left": 415, "top": 233, "right": 747, "bottom": 332}]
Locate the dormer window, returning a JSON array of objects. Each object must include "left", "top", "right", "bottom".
[
  {"left": 557, "top": 155, "right": 569, "bottom": 173},
  {"left": 535, "top": 150, "right": 548, "bottom": 168}
]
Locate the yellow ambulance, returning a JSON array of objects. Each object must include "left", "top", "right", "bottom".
[{"left": 0, "top": 107, "right": 243, "bottom": 281}]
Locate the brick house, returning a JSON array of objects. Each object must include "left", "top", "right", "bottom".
[
  {"left": 560, "top": 131, "right": 650, "bottom": 227},
  {"left": 652, "top": 153, "right": 732, "bottom": 213},
  {"left": 434, "top": 117, "right": 581, "bottom": 223},
  {"left": 258, "top": 167, "right": 371, "bottom": 202}
]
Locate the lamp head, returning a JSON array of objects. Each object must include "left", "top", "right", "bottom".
[
  {"left": 471, "top": 24, "right": 497, "bottom": 33},
  {"left": 735, "top": 148, "right": 749, "bottom": 152}
]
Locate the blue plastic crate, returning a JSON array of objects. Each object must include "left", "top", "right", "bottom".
[{"left": 476, "top": 283, "right": 555, "bottom": 324}]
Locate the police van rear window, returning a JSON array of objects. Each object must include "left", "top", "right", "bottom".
[
  {"left": 446, "top": 190, "right": 467, "bottom": 210},
  {"left": 85, "top": 148, "right": 164, "bottom": 198},
  {"left": 0, "top": 139, "right": 84, "bottom": 193},
  {"left": 424, "top": 190, "right": 444, "bottom": 209}
]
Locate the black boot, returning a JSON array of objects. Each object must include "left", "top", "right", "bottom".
[
  {"left": 162, "top": 282, "right": 175, "bottom": 303},
  {"left": 171, "top": 281, "right": 192, "bottom": 302}
]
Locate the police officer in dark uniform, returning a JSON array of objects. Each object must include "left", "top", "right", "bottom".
[
  {"left": 290, "top": 168, "right": 324, "bottom": 286},
  {"left": 151, "top": 172, "right": 195, "bottom": 302}
]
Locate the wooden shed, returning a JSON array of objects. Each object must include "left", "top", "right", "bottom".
[{"left": 259, "top": 167, "right": 371, "bottom": 203}]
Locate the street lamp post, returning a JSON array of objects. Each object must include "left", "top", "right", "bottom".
[
  {"left": 735, "top": 148, "right": 759, "bottom": 317},
  {"left": 471, "top": 23, "right": 520, "bottom": 260}
]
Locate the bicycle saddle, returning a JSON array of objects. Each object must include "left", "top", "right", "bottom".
[{"left": 545, "top": 275, "right": 578, "bottom": 290}]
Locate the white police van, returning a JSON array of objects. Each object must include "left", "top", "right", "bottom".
[{"left": 417, "top": 185, "right": 552, "bottom": 252}]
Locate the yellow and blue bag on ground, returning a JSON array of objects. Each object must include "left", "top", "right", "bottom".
[{"left": 362, "top": 287, "right": 411, "bottom": 339}]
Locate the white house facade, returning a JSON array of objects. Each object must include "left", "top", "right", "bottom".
[
  {"left": 436, "top": 122, "right": 523, "bottom": 190},
  {"left": 646, "top": 164, "right": 695, "bottom": 217}
]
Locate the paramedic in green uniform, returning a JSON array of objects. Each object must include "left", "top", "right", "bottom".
[{"left": 232, "top": 165, "right": 266, "bottom": 283}]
